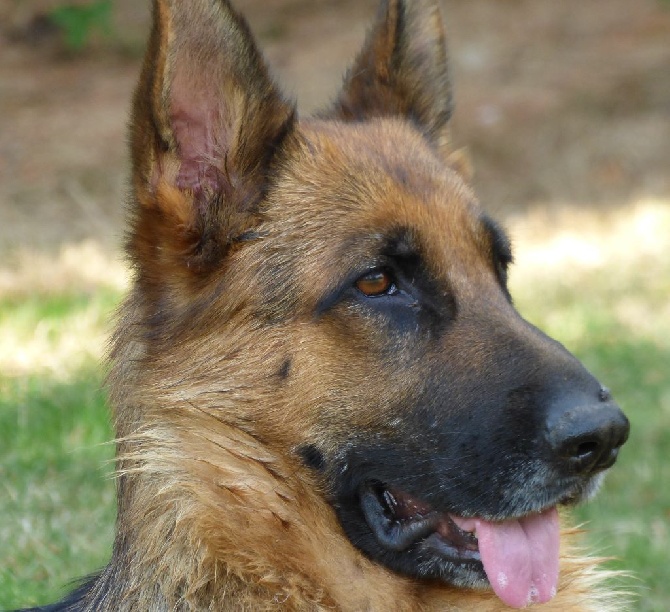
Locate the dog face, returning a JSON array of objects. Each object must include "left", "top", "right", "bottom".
[
  {"left": 250, "top": 118, "right": 628, "bottom": 607},
  {"left": 128, "top": 0, "right": 629, "bottom": 607}
]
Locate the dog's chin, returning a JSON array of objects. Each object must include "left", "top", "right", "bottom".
[
  {"left": 566, "top": 471, "right": 606, "bottom": 503},
  {"left": 340, "top": 474, "right": 608, "bottom": 598}
]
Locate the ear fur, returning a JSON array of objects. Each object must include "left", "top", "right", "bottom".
[
  {"left": 329, "top": 0, "right": 453, "bottom": 155},
  {"left": 129, "top": 0, "right": 295, "bottom": 280}
]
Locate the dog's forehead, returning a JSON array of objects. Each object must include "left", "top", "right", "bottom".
[
  {"left": 296, "top": 117, "right": 452, "bottom": 189},
  {"left": 271, "top": 117, "right": 492, "bottom": 269}
]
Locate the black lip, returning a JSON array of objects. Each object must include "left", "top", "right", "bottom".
[
  {"left": 356, "top": 476, "right": 601, "bottom": 581},
  {"left": 359, "top": 481, "right": 480, "bottom": 559},
  {"left": 422, "top": 532, "right": 481, "bottom": 564},
  {"left": 360, "top": 482, "right": 441, "bottom": 551}
]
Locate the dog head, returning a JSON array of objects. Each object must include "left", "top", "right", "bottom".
[{"left": 127, "top": 0, "right": 629, "bottom": 607}]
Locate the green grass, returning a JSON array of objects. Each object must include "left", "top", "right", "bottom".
[
  {"left": 0, "top": 293, "right": 117, "bottom": 609},
  {"left": 0, "top": 288, "right": 121, "bottom": 378},
  {"left": 1, "top": 204, "right": 668, "bottom": 609},
  {"left": 0, "top": 371, "right": 116, "bottom": 608}
]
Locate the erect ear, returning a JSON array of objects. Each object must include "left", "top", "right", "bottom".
[
  {"left": 329, "top": 0, "right": 453, "bottom": 155},
  {"left": 129, "top": 0, "right": 295, "bottom": 281}
]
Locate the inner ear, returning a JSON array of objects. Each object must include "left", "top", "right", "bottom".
[
  {"left": 169, "top": 70, "right": 229, "bottom": 197},
  {"left": 129, "top": 0, "right": 295, "bottom": 279}
]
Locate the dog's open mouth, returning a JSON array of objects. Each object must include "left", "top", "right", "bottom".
[{"left": 360, "top": 481, "right": 560, "bottom": 608}]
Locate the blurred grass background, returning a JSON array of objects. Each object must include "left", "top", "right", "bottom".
[
  {"left": 0, "top": 286, "right": 119, "bottom": 607},
  {"left": 1, "top": 203, "right": 668, "bottom": 609}
]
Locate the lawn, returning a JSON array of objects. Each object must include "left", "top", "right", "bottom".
[
  {"left": 1, "top": 202, "right": 668, "bottom": 610},
  {"left": 1, "top": 291, "right": 118, "bottom": 608}
]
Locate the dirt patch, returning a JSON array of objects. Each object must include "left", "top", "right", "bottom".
[{"left": 1, "top": 0, "right": 669, "bottom": 258}]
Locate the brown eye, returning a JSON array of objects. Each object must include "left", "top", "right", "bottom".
[{"left": 355, "top": 269, "right": 396, "bottom": 297}]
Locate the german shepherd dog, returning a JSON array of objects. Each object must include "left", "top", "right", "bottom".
[{"left": 26, "top": 0, "right": 630, "bottom": 610}]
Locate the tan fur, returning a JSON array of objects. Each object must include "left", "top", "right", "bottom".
[{"left": 72, "top": 0, "right": 629, "bottom": 609}]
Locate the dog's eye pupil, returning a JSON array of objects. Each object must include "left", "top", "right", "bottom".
[{"left": 355, "top": 270, "right": 396, "bottom": 297}]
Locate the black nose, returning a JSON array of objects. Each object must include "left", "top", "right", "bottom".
[{"left": 545, "top": 388, "right": 630, "bottom": 476}]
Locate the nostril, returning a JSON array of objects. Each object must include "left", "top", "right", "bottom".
[
  {"left": 560, "top": 435, "right": 605, "bottom": 474},
  {"left": 573, "top": 439, "right": 600, "bottom": 461}
]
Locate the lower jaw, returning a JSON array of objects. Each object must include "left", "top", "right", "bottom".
[
  {"left": 417, "top": 533, "right": 488, "bottom": 586},
  {"left": 350, "top": 480, "right": 582, "bottom": 605}
]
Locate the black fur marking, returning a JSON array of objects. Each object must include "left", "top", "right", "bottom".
[
  {"left": 297, "top": 444, "right": 326, "bottom": 471},
  {"left": 278, "top": 358, "right": 292, "bottom": 380}
]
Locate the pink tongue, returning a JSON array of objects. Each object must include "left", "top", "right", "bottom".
[{"left": 475, "top": 507, "right": 560, "bottom": 609}]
